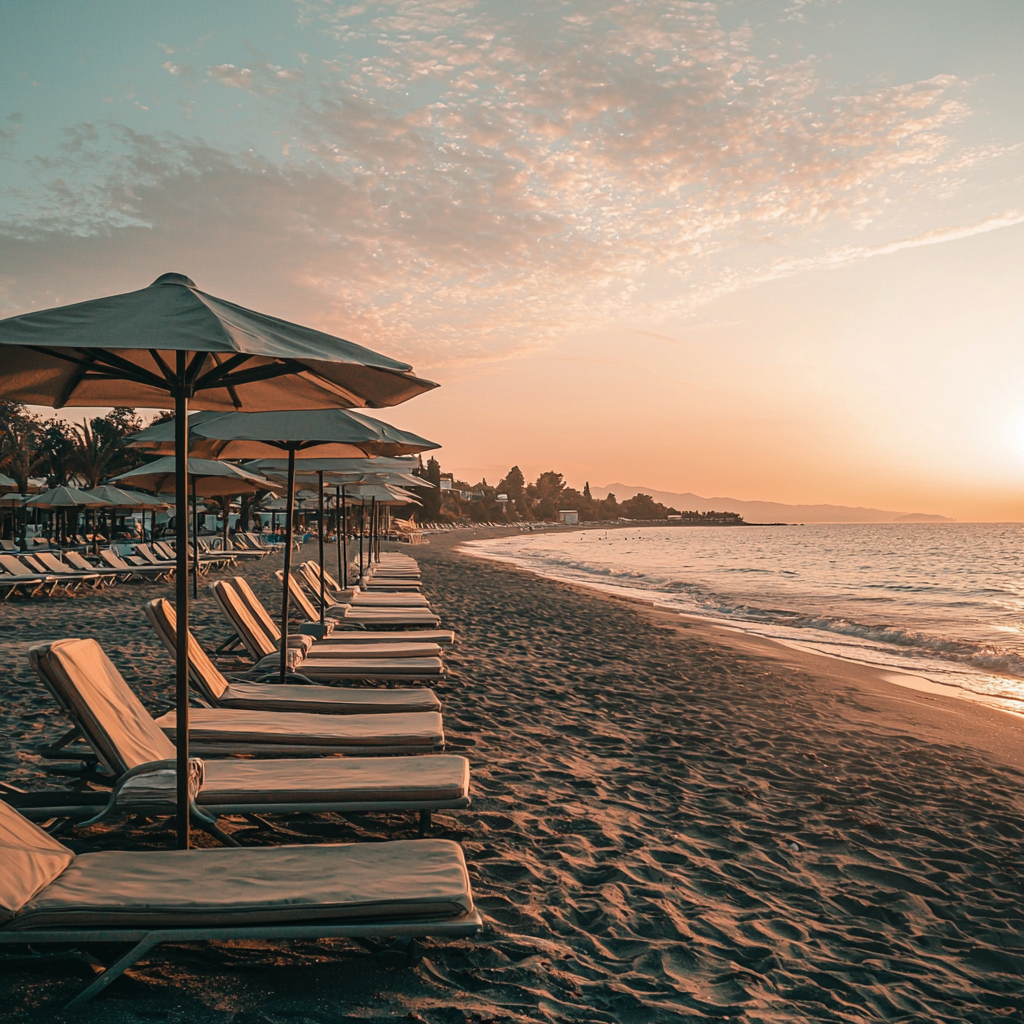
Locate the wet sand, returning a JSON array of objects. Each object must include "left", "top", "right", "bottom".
[{"left": 2, "top": 535, "right": 1024, "bottom": 1022}]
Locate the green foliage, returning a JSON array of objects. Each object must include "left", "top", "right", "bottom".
[{"left": 619, "top": 492, "right": 681, "bottom": 520}]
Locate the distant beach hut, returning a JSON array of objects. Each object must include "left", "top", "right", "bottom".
[{"left": 557, "top": 509, "right": 579, "bottom": 525}]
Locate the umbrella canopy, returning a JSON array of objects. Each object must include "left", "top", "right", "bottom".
[
  {"left": 0, "top": 273, "right": 437, "bottom": 411},
  {"left": 111, "top": 457, "right": 282, "bottom": 498},
  {"left": 0, "top": 272, "right": 438, "bottom": 851},
  {"left": 86, "top": 485, "right": 166, "bottom": 510},
  {"left": 0, "top": 473, "right": 18, "bottom": 493},
  {"left": 26, "top": 485, "right": 111, "bottom": 509},
  {"left": 0, "top": 493, "right": 28, "bottom": 507},
  {"left": 128, "top": 408, "right": 438, "bottom": 461},
  {"left": 244, "top": 455, "right": 423, "bottom": 477}
]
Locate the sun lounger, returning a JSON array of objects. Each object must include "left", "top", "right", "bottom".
[
  {"left": 0, "top": 554, "right": 60, "bottom": 597},
  {"left": 16, "top": 639, "right": 468, "bottom": 837},
  {"left": 31, "top": 552, "right": 103, "bottom": 591},
  {"left": 145, "top": 599, "right": 441, "bottom": 714},
  {"left": 293, "top": 567, "right": 441, "bottom": 626},
  {"left": 277, "top": 573, "right": 455, "bottom": 644},
  {"left": 300, "top": 563, "right": 428, "bottom": 606},
  {"left": 227, "top": 574, "right": 447, "bottom": 659},
  {"left": 62, "top": 550, "right": 118, "bottom": 586},
  {"left": 210, "top": 581, "right": 445, "bottom": 681},
  {"left": 134, "top": 543, "right": 189, "bottom": 573},
  {"left": 31, "top": 639, "right": 446, "bottom": 757},
  {"left": 0, "top": 801, "right": 479, "bottom": 1007},
  {"left": 99, "top": 547, "right": 169, "bottom": 582}
]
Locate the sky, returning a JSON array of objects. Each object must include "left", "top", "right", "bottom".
[{"left": 2, "top": 0, "right": 1023, "bottom": 520}]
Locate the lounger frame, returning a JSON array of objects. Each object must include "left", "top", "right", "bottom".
[{"left": 0, "top": 911, "right": 482, "bottom": 1007}]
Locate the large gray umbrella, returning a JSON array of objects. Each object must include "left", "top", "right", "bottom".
[
  {"left": 190, "top": 411, "right": 438, "bottom": 683},
  {"left": 0, "top": 272, "right": 437, "bottom": 850},
  {"left": 131, "top": 411, "right": 439, "bottom": 681}
]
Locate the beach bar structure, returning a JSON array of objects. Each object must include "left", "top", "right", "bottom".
[{"left": 557, "top": 510, "right": 579, "bottom": 525}]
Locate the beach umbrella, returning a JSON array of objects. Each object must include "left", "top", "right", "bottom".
[
  {"left": 111, "top": 457, "right": 283, "bottom": 595},
  {"left": 132, "top": 410, "right": 439, "bottom": 682},
  {"left": 0, "top": 473, "right": 17, "bottom": 493},
  {"left": 27, "top": 485, "right": 112, "bottom": 548},
  {"left": 0, "top": 272, "right": 437, "bottom": 850},
  {"left": 190, "top": 411, "right": 438, "bottom": 683}
]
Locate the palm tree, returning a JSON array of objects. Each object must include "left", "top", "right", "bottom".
[{"left": 72, "top": 420, "right": 117, "bottom": 489}]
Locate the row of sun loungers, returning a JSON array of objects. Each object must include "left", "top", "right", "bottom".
[{"left": 0, "top": 549, "right": 479, "bottom": 1005}]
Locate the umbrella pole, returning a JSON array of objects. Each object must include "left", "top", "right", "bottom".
[
  {"left": 191, "top": 476, "right": 199, "bottom": 599},
  {"left": 317, "top": 471, "right": 325, "bottom": 626},
  {"left": 371, "top": 496, "right": 377, "bottom": 566},
  {"left": 279, "top": 449, "right": 297, "bottom": 686},
  {"left": 341, "top": 488, "right": 348, "bottom": 590},
  {"left": 335, "top": 486, "right": 342, "bottom": 585},
  {"left": 173, "top": 366, "right": 191, "bottom": 851},
  {"left": 358, "top": 503, "right": 364, "bottom": 579}
]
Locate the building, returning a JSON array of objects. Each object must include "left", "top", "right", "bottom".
[{"left": 557, "top": 509, "right": 579, "bottom": 524}]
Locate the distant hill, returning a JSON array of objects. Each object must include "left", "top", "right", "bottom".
[{"left": 590, "top": 484, "right": 954, "bottom": 524}]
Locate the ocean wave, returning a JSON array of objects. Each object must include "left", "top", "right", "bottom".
[{"left": 464, "top": 526, "right": 1024, "bottom": 696}]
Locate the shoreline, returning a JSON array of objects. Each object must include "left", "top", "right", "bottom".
[
  {"left": 457, "top": 525, "right": 1024, "bottom": 726},
  {"left": 453, "top": 534, "right": 1024, "bottom": 772}
]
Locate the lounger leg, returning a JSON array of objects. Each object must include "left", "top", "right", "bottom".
[
  {"left": 35, "top": 725, "right": 85, "bottom": 760},
  {"left": 65, "top": 933, "right": 163, "bottom": 1008},
  {"left": 190, "top": 806, "right": 241, "bottom": 847},
  {"left": 417, "top": 809, "right": 431, "bottom": 837}
]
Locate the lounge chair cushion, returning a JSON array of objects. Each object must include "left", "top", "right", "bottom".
[
  {"left": 10, "top": 839, "right": 473, "bottom": 929},
  {"left": 217, "top": 679, "right": 442, "bottom": 714},
  {"left": 199, "top": 755, "right": 468, "bottom": 805},
  {"left": 0, "top": 801, "right": 76, "bottom": 924},
  {"left": 252, "top": 654, "right": 445, "bottom": 679},
  {"left": 154, "top": 709, "right": 444, "bottom": 749},
  {"left": 35, "top": 639, "right": 176, "bottom": 772}
]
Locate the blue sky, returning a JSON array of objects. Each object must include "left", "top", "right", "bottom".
[{"left": 3, "top": 1, "right": 1023, "bottom": 518}]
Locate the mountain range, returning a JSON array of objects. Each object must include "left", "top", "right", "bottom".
[{"left": 589, "top": 484, "right": 953, "bottom": 524}]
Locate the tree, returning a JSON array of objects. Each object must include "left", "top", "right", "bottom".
[
  {"left": 498, "top": 465, "right": 525, "bottom": 500},
  {"left": 71, "top": 420, "right": 118, "bottom": 488},
  {"left": 528, "top": 470, "right": 565, "bottom": 520},
  {"left": 89, "top": 407, "right": 147, "bottom": 477},
  {"left": 38, "top": 419, "right": 77, "bottom": 487},
  {"left": 413, "top": 456, "right": 444, "bottom": 522},
  {"left": 0, "top": 403, "right": 45, "bottom": 493},
  {"left": 620, "top": 493, "right": 673, "bottom": 519}
]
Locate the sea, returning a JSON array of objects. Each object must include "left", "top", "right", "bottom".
[{"left": 464, "top": 522, "right": 1024, "bottom": 716}]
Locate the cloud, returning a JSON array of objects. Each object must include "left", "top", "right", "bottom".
[
  {"left": 207, "top": 63, "right": 254, "bottom": 89},
  {"left": 753, "top": 209, "right": 1024, "bottom": 284},
  {"left": 0, "top": 1, "right": 1012, "bottom": 367}
]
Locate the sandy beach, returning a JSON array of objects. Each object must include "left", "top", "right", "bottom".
[{"left": 2, "top": 533, "right": 1024, "bottom": 1022}]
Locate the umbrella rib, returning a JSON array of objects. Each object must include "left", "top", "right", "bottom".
[
  {"left": 185, "top": 351, "right": 212, "bottom": 386},
  {"left": 85, "top": 348, "right": 171, "bottom": 389},
  {"left": 147, "top": 349, "right": 176, "bottom": 384},
  {"left": 192, "top": 352, "right": 253, "bottom": 390},
  {"left": 198, "top": 354, "right": 245, "bottom": 408},
  {"left": 53, "top": 350, "right": 98, "bottom": 408},
  {"left": 206, "top": 359, "right": 307, "bottom": 389}
]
